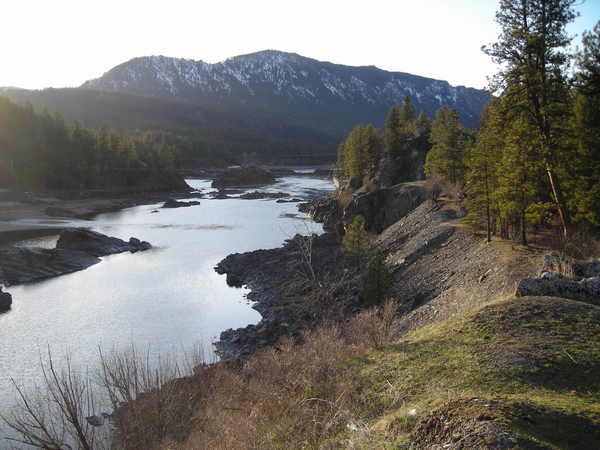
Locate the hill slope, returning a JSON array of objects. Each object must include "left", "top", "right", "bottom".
[{"left": 0, "top": 87, "right": 337, "bottom": 165}]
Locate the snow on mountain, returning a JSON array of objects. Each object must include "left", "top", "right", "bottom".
[{"left": 82, "top": 50, "right": 488, "bottom": 130}]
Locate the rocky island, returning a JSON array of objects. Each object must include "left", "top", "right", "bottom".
[
  {"left": 0, "top": 229, "right": 152, "bottom": 286},
  {"left": 211, "top": 165, "right": 276, "bottom": 189}
]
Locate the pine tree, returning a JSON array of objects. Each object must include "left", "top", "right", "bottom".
[
  {"left": 414, "top": 111, "right": 431, "bottom": 138},
  {"left": 342, "top": 215, "right": 371, "bottom": 266},
  {"left": 384, "top": 105, "right": 402, "bottom": 156},
  {"left": 483, "top": 0, "right": 577, "bottom": 238},
  {"left": 342, "top": 124, "right": 382, "bottom": 180},
  {"left": 492, "top": 110, "right": 546, "bottom": 245},
  {"left": 465, "top": 100, "right": 503, "bottom": 242},
  {"left": 361, "top": 250, "right": 393, "bottom": 307},
  {"left": 566, "top": 21, "right": 600, "bottom": 225},
  {"left": 424, "top": 106, "right": 467, "bottom": 184},
  {"left": 384, "top": 97, "right": 419, "bottom": 181},
  {"left": 398, "top": 96, "right": 416, "bottom": 130}
]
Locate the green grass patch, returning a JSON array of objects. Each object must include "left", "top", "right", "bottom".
[{"left": 344, "top": 296, "right": 600, "bottom": 449}]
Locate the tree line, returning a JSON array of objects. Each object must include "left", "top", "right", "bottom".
[
  {"left": 0, "top": 97, "right": 186, "bottom": 191},
  {"left": 463, "top": 1, "right": 600, "bottom": 244},
  {"left": 336, "top": 96, "right": 434, "bottom": 187},
  {"left": 336, "top": 1, "right": 600, "bottom": 245}
]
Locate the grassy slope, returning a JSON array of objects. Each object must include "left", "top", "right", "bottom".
[
  {"left": 158, "top": 197, "right": 598, "bottom": 449},
  {"left": 344, "top": 296, "right": 600, "bottom": 449}
]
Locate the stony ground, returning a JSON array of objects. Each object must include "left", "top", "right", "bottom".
[{"left": 377, "top": 199, "right": 541, "bottom": 336}]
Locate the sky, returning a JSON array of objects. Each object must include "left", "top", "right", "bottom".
[{"left": 1, "top": 0, "right": 598, "bottom": 90}]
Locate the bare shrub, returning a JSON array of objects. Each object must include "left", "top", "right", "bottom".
[
  {"left": 294, "top": 232, "right": 318, "bottom": 283},
  {"left": 179, "top": 302, "right": 400, "bottom": 450},
  {"left": 554, "top": 227, "right": 600, "bottom": 260},
  {"left": 346, "top": 300, "right": 398, "bottom": 349},
  {"left": 2, "top": 345, "right": 208, "bottom": 450},
  {"left": 445, "top": 179, "right": 465, "bottom": 201},
  {"left": 5, "top": 306, "right": 401, "bottom": 450},
  {"left": 425, "top": 175, "right": 464, "bottom": 202},
  {"left": 2, "top": 348, "right": 110, "bottom": 450},
  {"left": 99, "top": 344, "right": 209, "bottom": 450}
]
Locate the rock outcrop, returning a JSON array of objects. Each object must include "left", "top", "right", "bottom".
[
  {"left": 211, "top": 166, "right": 276, "bottom": 189},
  {"left": 515, "top": 253, "right": 600, "bottom": 304},
  {"left": 298, "top": 182, "right": 425, "bottom": 233},
  {"left": 214, "top": 232, "right": 354, "bottom": 359},
  {"left": 0, "top": 229, "right": 152, "bottom": 286},
  {"left": 539, "top": 252, "right": 600, "bottom": 279},
  {"left": 516, "top": 274, "right": 600, "bottom": 305},
  {"left": 343, "top": 183, "right": 425, "bottom": 232},
  {"left": 0, "top": 286, "right": 12, "bottom": 312},
  {"left": 239, "top": 191, "right": 290, "bottom": 200},
  {"left": 161, "top": 198, "right": 201, "bottom": 208},
  {"left": 0, "top": 246, "right": 101, "bottom": 285},
  {"left": 297, "top": 196, "right": 341, "bottom": 231},
  {"left": 56, "top": 229, "right": 151, "bottom": 257}
]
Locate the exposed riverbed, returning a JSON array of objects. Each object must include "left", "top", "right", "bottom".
[{"left": 0, "top": 176, "right": 333, "bottom": 430}]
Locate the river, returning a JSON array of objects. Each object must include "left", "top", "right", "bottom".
[{"left": 0, "top": 175, "right": 333, "bottom": 434}]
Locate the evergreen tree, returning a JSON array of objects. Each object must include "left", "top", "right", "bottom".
[
  {"left": 492, "top": 110, "right": 546, "bottom": 245},
  {"left": 342, "top": 124, "right": 383, "bottom": 180},
  {"left": 384, "top": 105, "right": 402, "bottom": 156},
  {"left": 483, "top": 0, "right": 577, "bottom": 238},
  {"left": 0, "top": 97, "right": 181, "bottom": 191},
  {"left": 465, "top": 100, "right": 503, "bottom": 242},
  {"left": 566, "top": 21, "right": 600, "bottom": 225},
  {"left": 342, "top": 215, "right": 371, "bottom": 266},
  {"left": 424, "top": 106, "right": 467, "bottom": 184},
  {"left": 398, "top": 96, "right": 416, "bottom": 130},
  {"left": 414, "top": 111, "right": 431, "bottom": 138},
  {"left": 360, "top": 250, "right": 393, "bottom": 307},
  {"left": 383, "top": 97, "right": 419, "bottom": 181}
]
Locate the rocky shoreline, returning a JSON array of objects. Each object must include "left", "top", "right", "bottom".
[
  {"left": 0, "top": 229, "right": 152, "bottom": 287},
  {"left": 214, "top": 232, "right": 359, "bottom": 360},
  {"left": 212, "top": 183, "right": 431, "bottom": 360}
]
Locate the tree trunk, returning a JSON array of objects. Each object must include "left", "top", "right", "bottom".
[
  {"left": 546, "top": 166, "right": 570, "bottom": 239},
  {"left": 521, "top": 211, "right": 527, "bottom": 246},
  {"left": 485, "top": 180, "right": 491, "bottom": 243}
]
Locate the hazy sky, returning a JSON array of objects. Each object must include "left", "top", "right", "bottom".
[{"left": 1, "top": 0, "right": 598, "bottom": 90}]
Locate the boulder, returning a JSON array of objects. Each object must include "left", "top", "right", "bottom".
[
  {"left": 128, "top": 237, "right": 152, "bottom": 253},
  {"left": 56, "top": 229, "right": 151, "bottom": 257},
  {"left": 540, "top": 253, "right": 600, "bottom": 280},
  {"left": 0, "top": 286, "right": 12, "bottom": 312},
  {"left": 161, "top": 198, "right": 201, "bottom": 208},
  {"left": 515, "top": 276, "right": 600, "bottom": 305},
  {"left": 211, "top": 166, "right": 276, "bottom": 189}
]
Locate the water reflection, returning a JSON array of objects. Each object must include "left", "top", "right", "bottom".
[{"left": 0, "top": 176, "right": 333, "bottom": 425}]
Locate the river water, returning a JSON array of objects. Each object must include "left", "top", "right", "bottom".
[{"left": 0, "top": 176, "right": 332, "bottom": 431}]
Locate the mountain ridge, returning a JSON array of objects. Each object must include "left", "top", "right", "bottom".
[{"left": 82, "top": 50, "right": 489, "bottom": 132}]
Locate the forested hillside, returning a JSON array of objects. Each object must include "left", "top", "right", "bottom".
[
  {"left": 337, "top": 12, "right": 600, "bottom": 243},
  {"left": 0, "top": 51, "right": 490, "bottom": 168},
  {"left": 0, "top": 88, "right": 337, "bottom": 166},
  {"left": 0, "top": 97, "right": 186, "bottom": 191}
]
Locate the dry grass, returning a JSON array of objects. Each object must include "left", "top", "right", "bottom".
[{"left": 175, "top": 302, "right": 400, "bottom": 450}]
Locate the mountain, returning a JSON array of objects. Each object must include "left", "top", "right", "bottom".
[
  {"left": 82, "top": 50, "right": 489, "bottom": 133},
  {"left": 2, "top": 51, "right": 489, "bottom": 166}
]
